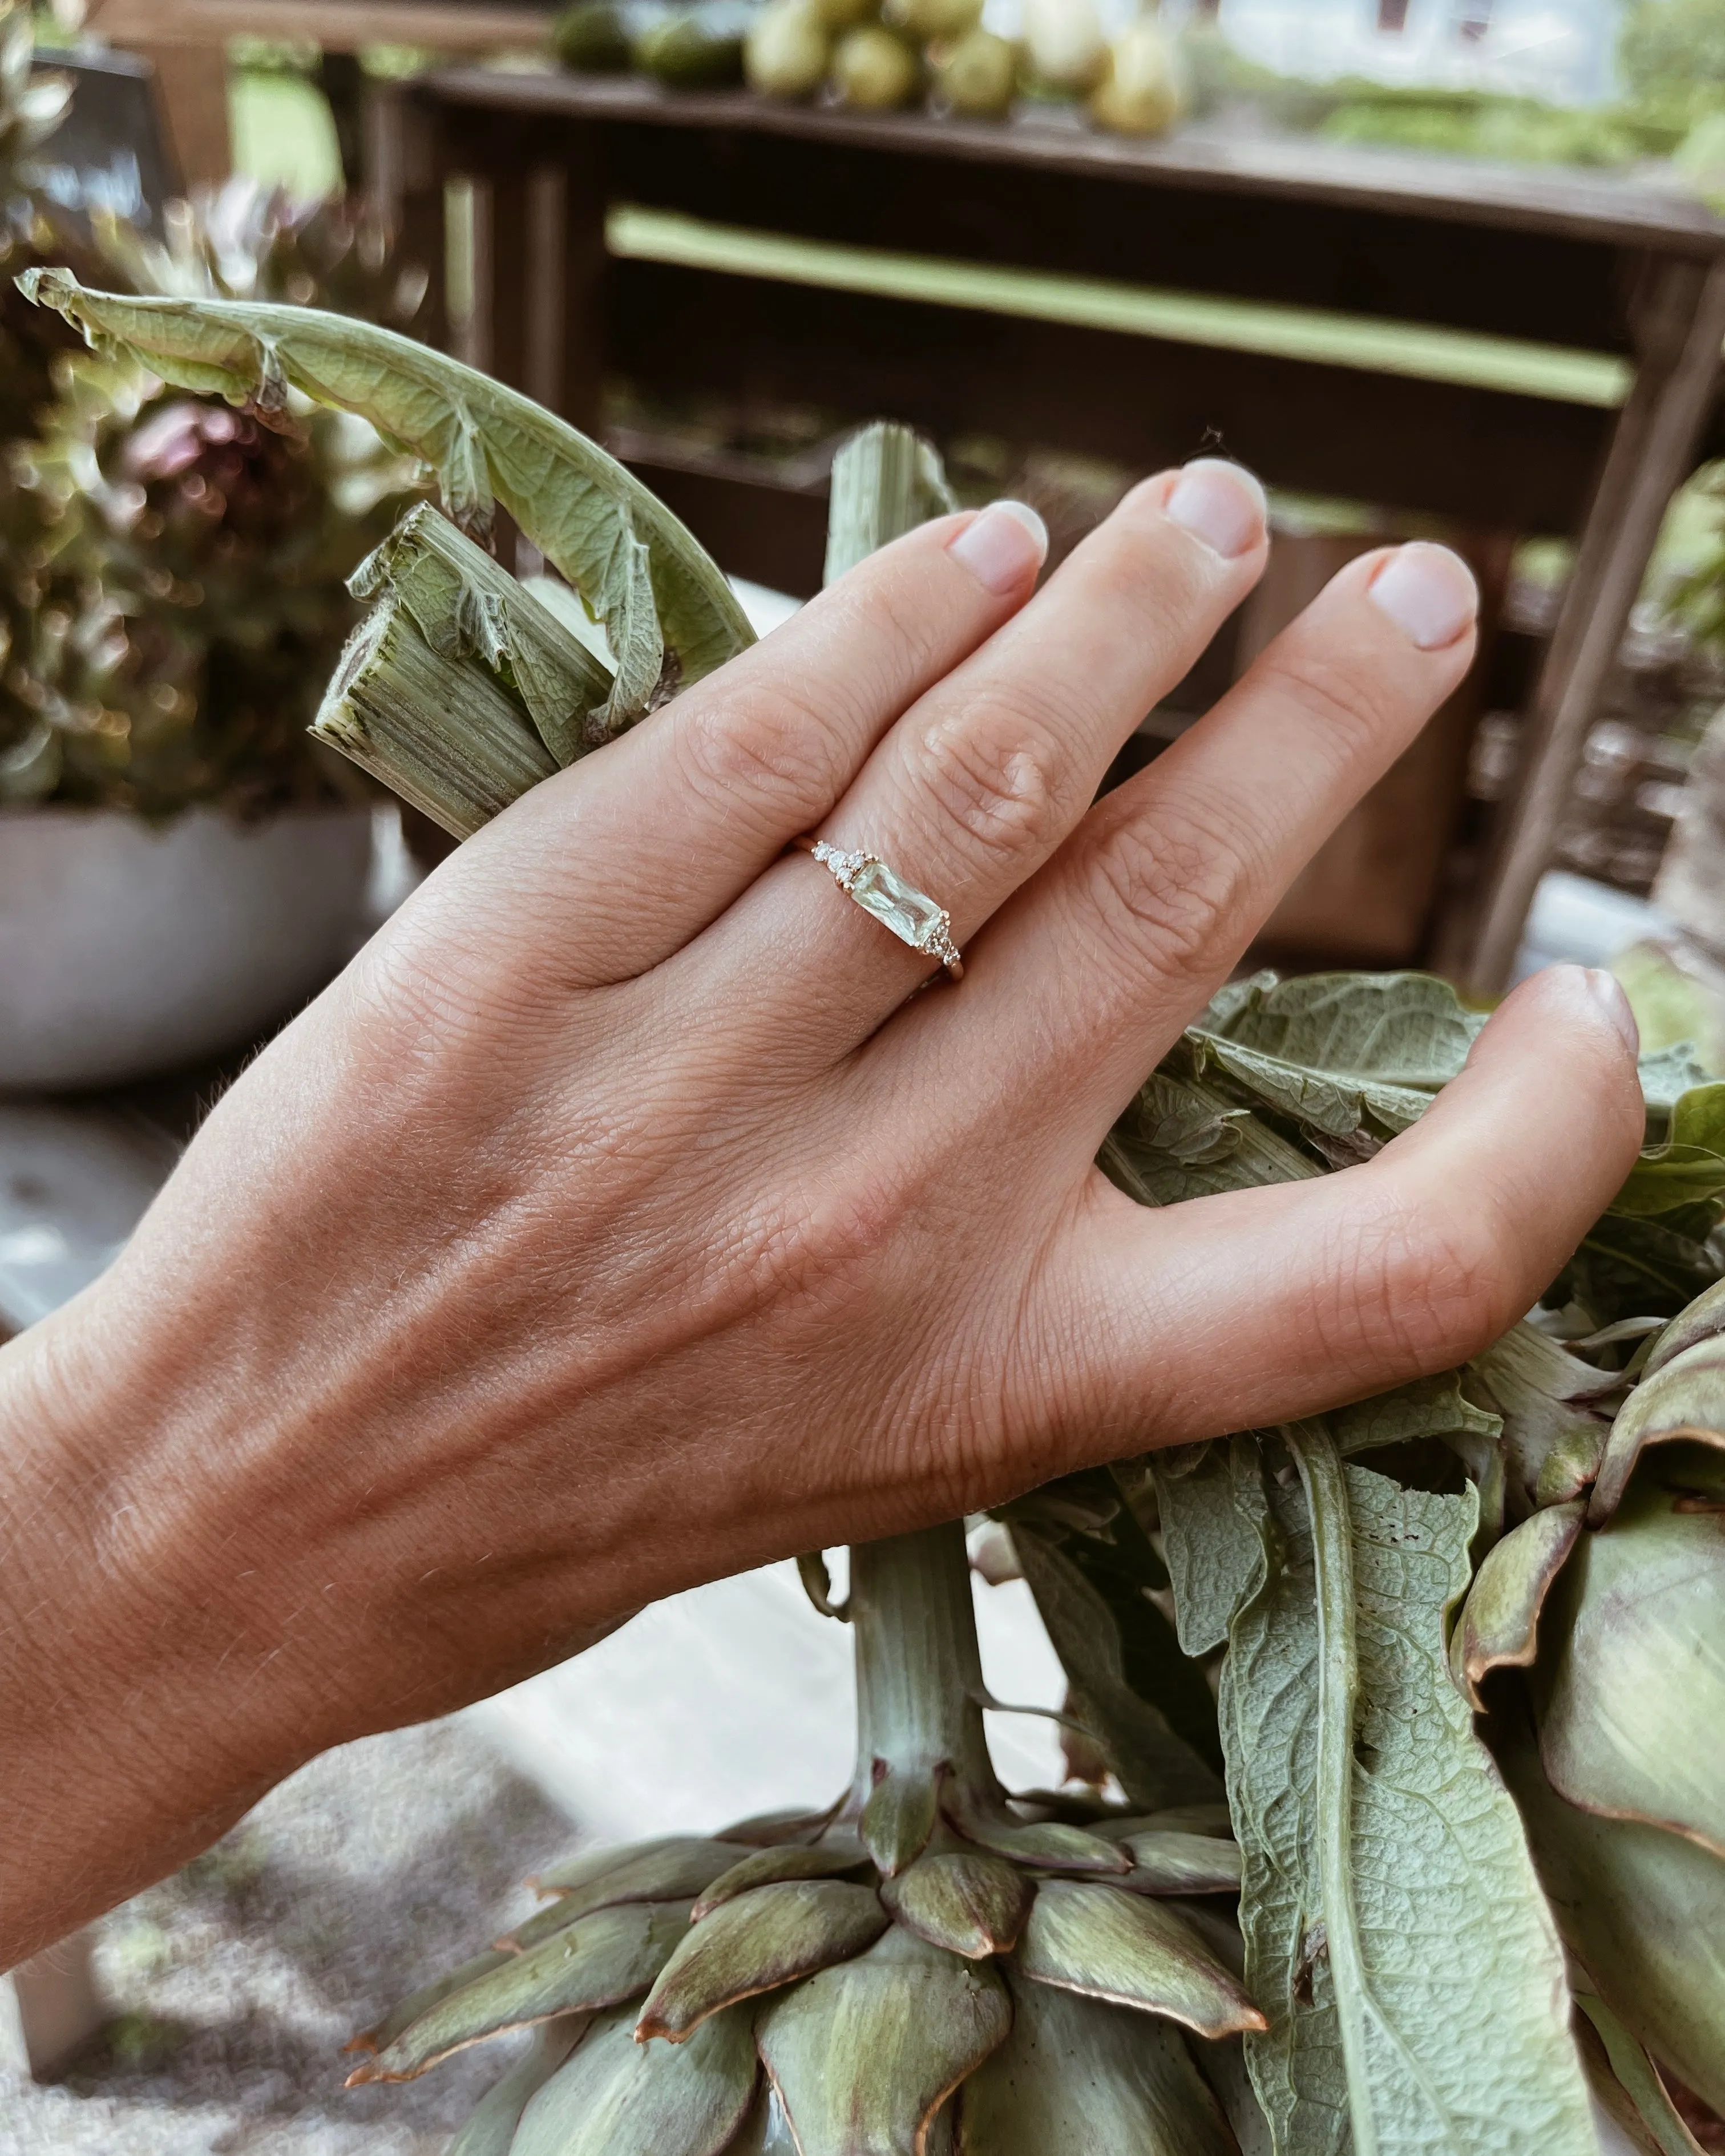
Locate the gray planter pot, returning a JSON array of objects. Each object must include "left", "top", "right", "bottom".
[{"left": 0, "top": 804, "right": 374, "bottom": 1093}]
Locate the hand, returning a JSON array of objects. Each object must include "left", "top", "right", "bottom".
[{"left": 0, "top": 463, "right": 1643, "bottom": 1961}]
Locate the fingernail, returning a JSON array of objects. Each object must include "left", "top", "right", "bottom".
[
  {"left": 1582, "top": 966, "right": 1640, "bottom": 1054},
  {"left": 948, "top": 500, "right": 1048, "bottom": 594},
  {"left": 1367, "top": 543, "right": 1478, "bottom": 650},
  {"left": 1164, "top": 459, "right": 1267, "bottom": 560}
]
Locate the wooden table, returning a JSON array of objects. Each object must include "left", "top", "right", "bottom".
[{"left": 377, "top": 72, "right": 1725, "bottom": 990}]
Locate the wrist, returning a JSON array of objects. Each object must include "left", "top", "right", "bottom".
[{"left": 0, "top": 1288, "right": 317, "bottom": 1963}]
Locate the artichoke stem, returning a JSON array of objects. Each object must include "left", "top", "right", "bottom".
[{"left": 845, "top": 1524, "right": 999, "bottom": 1815}]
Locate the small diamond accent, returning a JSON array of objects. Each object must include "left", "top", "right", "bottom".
[{"left": 802, "top": 839, "right": 963, "bottom": 978}]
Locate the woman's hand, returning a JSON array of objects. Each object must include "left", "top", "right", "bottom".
[{"left": 0, "top": 463, "right": 1644, "bottom": 1961}]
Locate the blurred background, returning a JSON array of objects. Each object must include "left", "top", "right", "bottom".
[{"left": 5, "top": 2, "right": 1725, "bottom": 2146}]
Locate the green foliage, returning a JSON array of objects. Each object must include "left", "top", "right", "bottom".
[{"left": 1621, "top": 0, "right": 1725, "bottom": 135}]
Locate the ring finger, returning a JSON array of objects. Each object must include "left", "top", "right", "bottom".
[{"left": 692, "top": 460, "right": 1271, "bottom": 1050}]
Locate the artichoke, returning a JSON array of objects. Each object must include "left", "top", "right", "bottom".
[
  {"left": 347, "top": 1525, "right": 1263, "bottom": 2153},
  {"left": 4, "top": 176, "right": 426, "bottom": 815},
  {"left": 1454, "top": 1280, "right": 1725, "bottom": 2117}
]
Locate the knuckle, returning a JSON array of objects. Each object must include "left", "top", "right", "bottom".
[
  {"left": 672, "top": 686, "right": 843, "bottom": 830},
  {"left": 1317, "top": 1184, "right": 1517, "bottom": 1374},
  {"left": 1260, "top": 644, "right": 1410, "bottom": 764},
  {"left": 1082, "top": 802, "right": 1247, "bottom": 982},
  {"left": 915, "top": 695, "right": 1066, "bottom": 865}
]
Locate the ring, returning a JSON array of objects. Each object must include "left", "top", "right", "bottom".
[{"left": 794, "top": 836, "right": 964, "bottom": 980}]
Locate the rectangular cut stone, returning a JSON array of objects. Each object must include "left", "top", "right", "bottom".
[{"left": 848, "top": 857, "right": 946, "bottom": 950}]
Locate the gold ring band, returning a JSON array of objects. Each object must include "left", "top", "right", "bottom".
[{"left": 794, "top": 836, "right": 964, "bottom": 980}]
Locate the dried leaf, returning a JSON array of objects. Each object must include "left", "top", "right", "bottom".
[{"left": 1448, "top": 1500, "right": 1585, "bottom": 1711}]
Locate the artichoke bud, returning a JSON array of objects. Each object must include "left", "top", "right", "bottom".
[
  {"left": 1461, "top": 1281, "right": 1725, "bottom": 2117},
  {"left": 354, "top": 1524, "right": 1263, "bottom": 2149}
]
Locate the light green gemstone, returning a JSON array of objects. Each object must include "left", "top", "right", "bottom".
[{"left": 848, "top": 857, "right": 947, "bottom": 950}]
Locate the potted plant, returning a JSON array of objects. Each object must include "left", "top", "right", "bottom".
[
  {"left": 0, "top": 7, "right": 424, "bottom": 1090},
  {"left": 26, "top": 270, "right": 1725, "bottom": 2152}
]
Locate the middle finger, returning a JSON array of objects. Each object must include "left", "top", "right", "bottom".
[{"left": 689, "top": 460, "right": 1270, "bottom": 1053}]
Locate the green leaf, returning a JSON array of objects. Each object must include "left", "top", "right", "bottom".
[
  {"left": 1501, "top": 1722, "right": 1725, "bottom": 2117},
  {"left": 1575, "top": 1992, "right": 1710, "bottom": 2156},
  {"left": 1467, "top": 1324, "right": 1621, "bottom": 1513},
  {"left": 1104, "top": 1072, "right": 1322, "bottom": 1207},
  {"left": 512, "top": 2003, "right": 758, "bottom": 2156},
  {"left": 1448, "top": 1500, "right": 1584, "bottom": 1711},
  {"left": 1183, "top": 970, "right": 1482, "bottom": 1138},
  {"left": 881, "top": 1852, "right": 1032, "bottom": 1959},
  {"left": 1561, "top": 1211, "right": 1722, "bottom": 1327},
  {"left": 349, "top": 1900, "right": 692, "bottom": 2082},
  {"left": 511, "top": 1839, "right": 756, "bottom": 1949},
  {"left": 757, "top": 1923, "right": 1011, "bottom": 2156},
  {"left": 728, "top": 2088, "right": 802, "bottom": 2153},
  {"left": 1611, "top": 1083, "right": 1725, "bottom": 1216},
  {"left": 955, "top": 1967, "right": 1239, "bottom": 2155},
  {"left": 1152, "top": 1437, "right": 1270, "bottom": 1659},
  {"left": 1013, "top": 1882, "right": 1263, "bottom": 2039},
  {"left": 862, "top": 1767, "right": 942, "bottom": 1878},
  {"left": 1005, "top": 1484, "right": 1223, "bottom": 1806},
  {"left": 693, "top": 1841, "right": 870, "bottom": 1919},
  {"left": 18, "top": 274, "right": 755, "bottom": 698},
  {"left": 1590, "top": 1329, "right": 1725, "bottom": 1523},
  {"left": 1330, "top": 1370, "right": 1500, "bottom": 1458},
  {"left": 1536, "top": 1457, "right": 1725, "bottom": 1858},
  {"left": 635, "top": 1880, "right": 889, "bottom": 2041},
  {"left": 350, "top": 1945, "right": 516, "bottom": 2058},
  {"left": 823, "top": 420, "right": 958, "bottom": 586},
  {"left": 448, "top": 2018, "right": 589, "bottom": 2155},
  {"left": 350, "top": 501, "right": 612, "bottom": 765},
  {"left": 1637, "top": 1041, "right": 1718, "bottom": 1121},
  {"left": 1223, "top": 1433, "right": 1596, "bottom": 2156}
]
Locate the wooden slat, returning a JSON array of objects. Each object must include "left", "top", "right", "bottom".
[
  {"left": 1467, "top": 254, "right": 1725, "bottom": 994},
  {"left": 415, "top": 71, "right": 1725, "bottom": 256},
  {"left": 607, "top": 257, "right": 1613, "bottom": 533}
]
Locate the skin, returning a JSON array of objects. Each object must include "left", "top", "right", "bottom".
[{"left": 0, "top": 466, "right": 1644, "bottom": 1968}]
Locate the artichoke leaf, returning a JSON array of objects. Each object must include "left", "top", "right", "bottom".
[
  {"left": 1501, "top": 1724, "right": 1725, "bottom": 2116},
  {"left": 1638, "top": 1042, "right": 1718, "bottom": 1121},
  {"left": 449, "top": 2017, "right": 589, "bottom": 2156},
  {"left": 1575, "top": 1991, "right": 1709, "bottom": 2156},
  {"left": 940, "top": 1777, "right": 1130, "bottom": 1875},
  {"left": 757, "top": 1923, "right": 1010, "bottom": 2156},
  {"left": 1591, "top": 1330, "right": 1725, "bottom": 1523},
  {"left": 635, "top": 1879, "right": 889, "bottom": 2041},
  {"left": 1012, "top": 1879, "right": 1262, "bottom": 2038},
  {"left": 955, "top": 1966, "right": 1238, "bottom": 2155},
  {"left": 512, "top": 2002, "right": 758, "bottom": 2156},
  {"left": 1115, "top": 1830, "right": 1245, "bottom": 1896},
  {"left": 1448, "top": 1499, "right": 1585, "bottom": 1711},
  {"left": 862, "top": 1765, "right": 942, "bottom": 1876},
  {"left": 1225, "top": 1436, "right": 1596, "bottom": 2155},
  {"left": 350, "top": 501, "right": 611, "bottom": 765},
  {"left": 348, "top": 1900, "right": 692, "bottom": 2082},
  {"left": 1469, "top": 1322, "right": 1622, "bottom": 1514},
  {"left": 1330, "top": 1369, "right": 1501, "bottom": 1458},
  {"left": 1536, "top": 1462, "right": 1725, "bottom": 1858},
  {"left": 719, "top": 1806, "right": 843, "bottom": 1848},
  {"left": 536, "top": 1835, "right": 746, "bottom": 1899},
  {"left": 822, "top": 420, "right": 957, "bottom": 588},
  {"left": 348, "top": 1945, "right": 516, "bottom": 2058},
  {"left": 729, "top": 2087, "right": 803, "bottom": 2154},
  {"left": 510, "top": 1839, "right": 756, "bottom": 1948},
  {"left": 17, "top": 272, "right": 756, "bottom": 688},
  {"left": 1643, "top": 1273, "right": 1725, "bottom": 1376},
  {"left": 1104, "top": 1070, "right": 1322, "bottom": 1207},
  {"left": 693, "top": 1840, "right": 870, "bottom": 1918},
  {"left": 880, "top": 1852, "right": 1032, "bottom": 1959}
]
